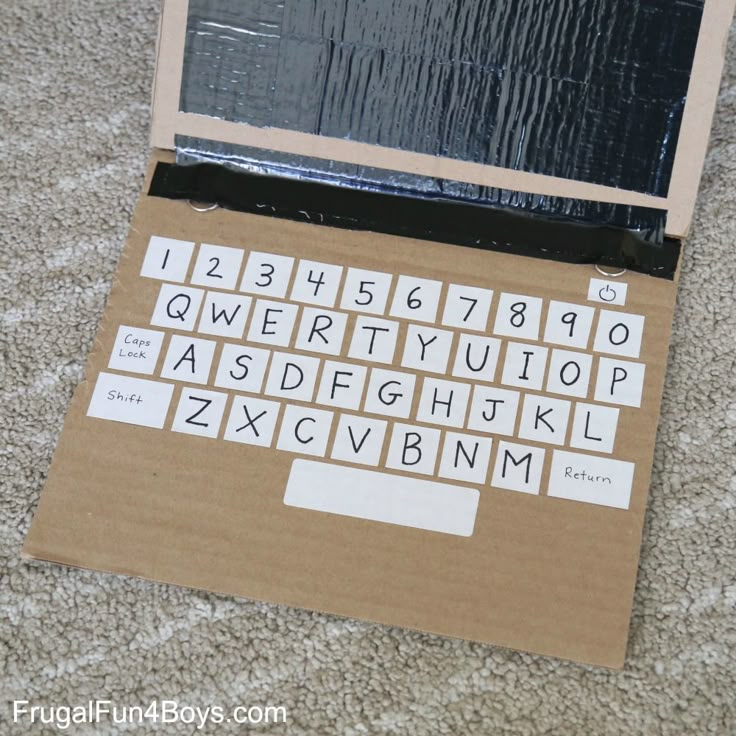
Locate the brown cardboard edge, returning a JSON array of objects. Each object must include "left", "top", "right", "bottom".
[
  {"left": 666, "top": 0, "right": 736, "bottom": 236},
  {"left": 19, "top": 549, "right": 625, "bottom": 670},
  {"left": 149, "top": 0, "right": 736, "bottom": 239},
  {"left": 150, "top": 0, "right": 187, "bottom": 150}
]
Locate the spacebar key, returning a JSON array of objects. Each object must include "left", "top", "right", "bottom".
[{"left": 284, "top": 460, "right": 479, "bottom": 537}]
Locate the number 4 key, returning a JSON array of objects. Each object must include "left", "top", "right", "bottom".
[{"left": 291, "top": 260, "right": 344, "bottom": 307}]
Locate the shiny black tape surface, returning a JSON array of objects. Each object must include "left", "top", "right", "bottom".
[
  {"left": 149, "top": 162, "right": 680, "bottom": 279},
  {"left": 180, "top": 0, "right": 703, "bottom": 198},
  {"left": 177, "top": 135, "right": 666, "bottom": 241}
]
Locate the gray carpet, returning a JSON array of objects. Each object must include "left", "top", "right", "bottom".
[{"left": 2, "top": 2, "right": 735, "bottom": 733}]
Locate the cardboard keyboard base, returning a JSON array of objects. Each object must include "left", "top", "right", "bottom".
[{"left": 24, "top": 154, "right": 679, "bottom": 669}]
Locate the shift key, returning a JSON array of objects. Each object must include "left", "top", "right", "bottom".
[{"left": 87, "top": 372, "right": 174, "bottom": 429}]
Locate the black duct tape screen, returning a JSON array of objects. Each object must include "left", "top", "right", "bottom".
[{"left": 179, "top": 0, "right": 702, "bottom": 198}]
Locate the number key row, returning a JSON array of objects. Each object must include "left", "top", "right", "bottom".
[{"left": 141, "top": 236, "right": 644, "bottom": 356}]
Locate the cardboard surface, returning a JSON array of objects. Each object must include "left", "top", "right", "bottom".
[
  {"left": 24, "top": 153, "right": 679, "bottom": 668},
  {"left": 151, "top": 0, "right": 736, "bottom": 239}
]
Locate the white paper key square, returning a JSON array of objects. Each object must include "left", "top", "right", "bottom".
[
  {"left": 593, "top": 310, "right": 645, "bottom": 359},
  {"left": 389, "top": 275, "right": 443, "bottom": 323},
  {"left": 316, "top": 361, "right": 367, "bottom": 410},
  {"left": 364, "top": 369, "right": 416, "bottom": 419},
  {"left": 401, "top": 325, "right": 454, "bottom": 374},
  {"left": 140, "top": 236, "right": 194, "bottom": 283},
  {"left": 594, "top": 358, "right": 646, "bottom": 407},
  {"left": 331, "top": 414, "right": 387, "bottom": 466},
  {"left": 386, "top": 423, "right": 441, "bottom": 475},
  {"left": 501, "top": 343, "right": 548, "bottom": 391},
  {"left": 290, "top": 260, "right": 343, "bottom": 307},
  {"left": 491, "top": 441, "right": 545, "bottom": 495},
  {"left": 340, "top": 267, "right": 393, "bottom": 314},
  {"left": 108, "top": 325, "right": 164, "bottom": 375},
  {"left": 348, "top": 316, "right": 399, "bottom": 364},
  {"left": 190, "top": 243, "right": 244, "bottom": 290},
  {"left": 277, "top": 405, "right": 334, "bottom": 457},
  {"left": 441, "top": 284, "right": 493, "bottom": 331},
  {"left": 452, "top": 334, "right": 501, "bottom": 382},
  {"left": 264, "top": 352, "right": 321, "bottom": 402},
  {"left": 493, "top": 292, "right": 543, "bottom": 341},
  {"left": 197, "top": 292, "right": 252, "bottom": 339},
  {"left": 240, "top": 251, "right": 294, "bottom": 299},
  {"left": 467, "top": 386, "right": 520, "bottom": 436},
  {"left": 151, "top": 284, "right": 204, "bottom": 332},
  {"left": 416, "top": 377, "right": 471, "bottom": 428},
  {"left": 588, "top": 278, "right": 627, "bottom": 306},
  {"left": 160, "top": 335, "right": 217, "bottom": 385},
  {"left": 543, "top": 300, "right": 595, "bottom": 349},
  {"left": 439, "top": 432, "right": 493, "bottom": 485},
  {"left": 171, "top": 388, "right": 228, "bottom": 438},
  {"left": 545, "top": 349, "right": 592, "bottom": 398},
  {"left": 224, "top": 396, "right": 281, "bottom": 448},
  {"left": 518, "top": 395, "right": 571, "bottom": 446},
  {"left": 247, "top": 299, "right": 299, "bottom": 347},
  {"left": 295, "top": 308, "right": 348, "bottom": 356},
  {"left": 214, "top": 344, "right": 271, "bottom": 394},
  {"left": 569, "top": 403, "right": 619, "bottom": 454}
]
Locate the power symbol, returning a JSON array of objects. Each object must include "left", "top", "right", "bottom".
[{"left": 599, "top": 285, "right": 617, "bottom": 302}]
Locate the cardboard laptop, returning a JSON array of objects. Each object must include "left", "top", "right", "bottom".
[{"left": 24, "top": 0, "right": 735, "bottom": 668}]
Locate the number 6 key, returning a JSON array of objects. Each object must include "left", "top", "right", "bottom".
[{"left": 389, "top": 275, "right": 443, "bottom": 323}]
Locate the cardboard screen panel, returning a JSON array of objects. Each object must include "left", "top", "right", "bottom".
[{"left": 151, "top": 0, "right": 736, "bottom": 238}]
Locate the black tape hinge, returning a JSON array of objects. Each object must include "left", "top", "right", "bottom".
[{"left": 149, "top": 162, "right": 680, "bottom": 280}]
